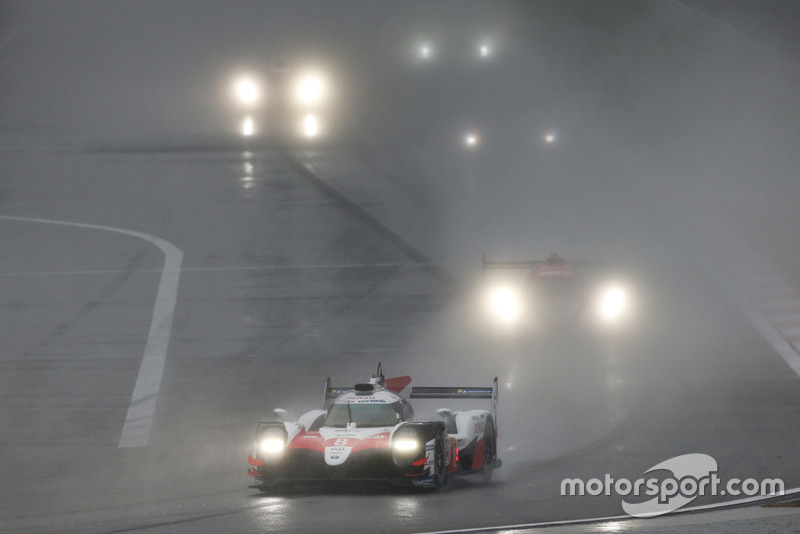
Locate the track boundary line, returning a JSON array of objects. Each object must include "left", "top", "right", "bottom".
[
  {"left": 415, "top": 487, "right": 800, "bottom": 533},
  {"left": 0, "top": 262, "right": 433, "bottom": 277},
  {"left": 0, "top": 215, "right": 183, "bottom": 447}
]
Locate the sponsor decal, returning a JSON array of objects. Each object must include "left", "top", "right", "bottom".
[{"left": 324, "top": 441, "right": 354, "bottom": 466}]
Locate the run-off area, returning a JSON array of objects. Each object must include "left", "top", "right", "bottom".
[{"left": 0, "top": 221, "right": 162, "bottom": 508}]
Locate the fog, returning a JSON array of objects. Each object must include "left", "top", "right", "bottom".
[{"left": 2, "top": 1, "right": 800, "bottom": 531}]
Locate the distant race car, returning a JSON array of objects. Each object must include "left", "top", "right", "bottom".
[
  {"left": 482, "top": 253, "right": 633, "bottom": 329},
  {"left": 247, "top": 364, "right": 500, "bottom": 491}
]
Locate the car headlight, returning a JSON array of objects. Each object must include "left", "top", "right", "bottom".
[
  {"left": 241, "top": 116, "right": 256, "bottom": 137},
  {"left": 295, "top": 73, "right": 326, "bottom": 105},
  {"left": 302, "top": 113, "right": 320, "bottom": 137},
  {"left": 486, "top": 285, "right": 522, "bottom": 324},
  {"left": 232, "top": 75, "right": 261, "bottom": 107},
  {"left": 257, "top": 427, "right": 287, "bottom": 460},
  {"left": 392, "top": 426, "right": 422, "bottom": 462},
  {"left": 259, "top": 437, "right": 285, "bottom": 454},
  {"left": 393, "top": 437, "right": 420, "bottom": 452},
  {"left": 597, "top": 284, "right": 630, "bottom": 323}
]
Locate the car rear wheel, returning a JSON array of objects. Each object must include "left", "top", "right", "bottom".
[{"left": 479, "top": 418, "right": 496, "bottom": 482}]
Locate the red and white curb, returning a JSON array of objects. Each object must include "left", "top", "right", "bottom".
[
  {"left": 704, "top": 236, "right": 800, "bottom": 377},
  {"left": 731, "top": 266, "right": 800, "bottom": 352}
]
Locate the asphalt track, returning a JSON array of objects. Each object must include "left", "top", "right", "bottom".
[{"left": 1, "top": 137, "right": 800, "bottom": 534}]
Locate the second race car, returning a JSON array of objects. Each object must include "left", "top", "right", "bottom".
[{"left": 482, "top": 252, "right": 634, "bottom": 330}]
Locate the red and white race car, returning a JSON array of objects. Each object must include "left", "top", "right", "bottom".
[
  {"left": 482, "top": 253, "right": 634, "bottom": 330},
  {"left": 247, "top": 364, "right": 500, "bottom": 491}
]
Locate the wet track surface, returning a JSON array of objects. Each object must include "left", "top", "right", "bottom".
[{"left": 2, "top": 143, "right": 800, "bottom": 533}]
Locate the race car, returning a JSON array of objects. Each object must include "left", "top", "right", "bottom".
[
  {"left": 482, "top": 253, "right": 633, "bottom": 329},
  {"left": 247, "top": 364, "right": 500, "bottom": 491},
  {"left": 230, "top": 62, "right": 336, "bottom": 143}
]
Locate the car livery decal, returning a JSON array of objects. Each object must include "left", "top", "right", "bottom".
[
  {"left": 532, "top": 264, "right": 576, "bottom": 278},
  {"left": 288, "top": 427, "right": 393, "bottom": 464},
  {"left": 334, "top": 390, "right": 399, "bottom": 404}
]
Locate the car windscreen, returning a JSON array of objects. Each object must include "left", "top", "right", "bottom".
[
  {"left": 536, "top": 277, "right": 581, "bottom": 297},
  {"left": 325, "top": 402, "right": 399, "bottom": 427}
]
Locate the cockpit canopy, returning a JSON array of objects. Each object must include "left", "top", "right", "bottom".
[{"left": 324, "top": 396, "right": 414, "bottom": 428}]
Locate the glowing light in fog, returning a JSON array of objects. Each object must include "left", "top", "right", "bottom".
[
  {"left": 598, "top": 284, "right": 630, "bottom": 323},
  {"left": 234, "top": 77, "right": 261, "bottom": 106},
  {"left": 303, "top": 114, "right": 320, "bottom": 137},
  {"left": 464, "top": 132, "right": 479, "bottom": 148},
  {"left": 545, "top": 131, "right": 557, "bottom": 144},
  {"left": 487, "top": 286, "right": 521, "bottom": 324},
  {"left": 240, "top": 153, "right": 255, "bottom": 192},
  {"left": 241, "top": 116, "right": 255, "bottom": 136},
  {"left": 259, "top": 437, "right": 285, "bottom": 454},
  {"left": 296, "top": 74, "right": 325, "bottom": 105},
  {"left": 419, "top": 44, "right": 432, "bottom": 59},
  {"left": 479, "top": 44, "right": 491, "bottom": 58}
]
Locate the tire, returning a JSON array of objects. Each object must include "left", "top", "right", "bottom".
[
  {"left": 479, "top": 418, "right": 496, "bottom": 483},
  {"left": 431, "top": 432, "right": 447, "bottom": 490}
]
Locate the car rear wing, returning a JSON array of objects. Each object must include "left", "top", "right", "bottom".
[
  {"left": 322, "top": 367, "right": 414, "bottom": 409},
  {"left": 482, "top": 254, "right": 612, "bottom": 278},
  {"left": 322, "top": 376, "right": 499, "bottom": 422},
  {"left": 410, "top": 377, "right": 499, "bottom": 426},
  {"left": 482, "top": 254, "right": 542, "bottom": 272},
  {"left": 322, "top": 377, "right": 353, "bottom": 410}
]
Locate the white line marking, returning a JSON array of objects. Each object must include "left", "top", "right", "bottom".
[
  {"left": 415, "top": 487, "right": 800, "bottom": 533},
  {"left": 0, "top": 263, "right": 425, "bottom": 277},
  {"left": 0, "top": 215, "right": 183, "bottom": 447}
]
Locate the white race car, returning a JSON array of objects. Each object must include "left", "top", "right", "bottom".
[{"left": 247, "top": 364, "right": 500, "bottom": 491}]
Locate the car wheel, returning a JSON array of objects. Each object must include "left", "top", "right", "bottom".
[
  {"left": 431, "top": 432, "right": 447, "bottom": 490},
  {"left": 480, "top": 418, "right": 496, "bottom": 483}
]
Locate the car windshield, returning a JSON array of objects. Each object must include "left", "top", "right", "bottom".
[
  {"left": 536, "top": 277, "right": 580, "bottom": 298},
  {"left": 325, "top": 402, "right": 400, "bottom": 428}
]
